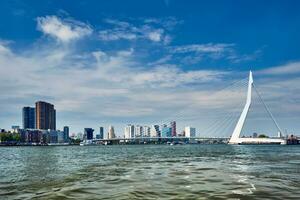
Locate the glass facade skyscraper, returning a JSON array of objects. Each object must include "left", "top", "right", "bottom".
[
  {"left": 63, "top": 126, "right": 69, "bottom": 141},
  {"left": 22, "top": 107, "right": 35, "bottom": 129},
  {"left": 161, "top": 127, "right": 172, "bottom": 137},
  {"left": 99, "top": 127, "right": 104, "bottom": 139},
  {"left": 84, "top": 128, "right": 94, "bottom": 140}
]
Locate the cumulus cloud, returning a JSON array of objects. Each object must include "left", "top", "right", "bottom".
[
  {"left": 37, "top": 15, "right": 92, "bottom": 43},
  {"left": 147, "top": 29, "right": 164, "bottom": 42},
  {"left": 0, "top": 36, "right": 234, "bottom": 134},
  {"left": 1, "top": 39, "right": 299, "bottom": 135},
  {"left": 1, "top": 15, "right": 297, "bottom": 136}
]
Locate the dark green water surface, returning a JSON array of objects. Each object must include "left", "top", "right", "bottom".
[{"left": 0, "top": 145, "right": 299, "bottom": 199}]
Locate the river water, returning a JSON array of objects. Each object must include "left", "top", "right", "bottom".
[{"left": 0, "top": 145, "right": 299, "bottom": 199}]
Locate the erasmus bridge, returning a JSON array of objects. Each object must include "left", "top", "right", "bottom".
[
  {"left": 228, "top": 71, "right": 285, "bottom": 144},
  {"left": 91, "top": 71, "right": 286, "bottom": 145}
]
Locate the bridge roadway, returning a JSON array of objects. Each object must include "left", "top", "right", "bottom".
[{"left": 90, "top": 137, "right": 230, "bottom": 143}]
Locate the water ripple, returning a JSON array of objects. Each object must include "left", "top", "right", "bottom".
[{"left": 0, "top": 145, "right": 299, "bottom": 199}]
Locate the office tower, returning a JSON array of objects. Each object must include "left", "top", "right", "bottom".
[
  {"left": 22, "top": 107, "right": 35, "bottom": 129},
  {"left": 129, "top": 125, "right": 134, "bottom": 138},
  {"left": 35, "top": 101, "right": 56, "bottom": 130},
  {"left": 171, "top": 121, "right": 176, "bottom": 137},
  {"left": 108, "top": 126, "right": 115, "bottom": 139},
  {"left": 63, "top": 126, "right": 69, "bottom": 142},
  {"left": 150, "top": 125, "right": 160, "bottom": 137},
  {"left": 99, "top": 127, "right": 104, "bottom": 139},
  {"left": 184, "top": 127, "right": 196, "bottom": 138},
  {"left": 84, "top": 128, "right": 94, "bottom": 140}
]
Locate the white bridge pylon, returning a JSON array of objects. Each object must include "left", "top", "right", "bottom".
[{"left": 229, "top": 71, "right": 285, "bottom": 145}]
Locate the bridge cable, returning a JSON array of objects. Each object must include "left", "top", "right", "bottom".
[{"left": 252, "top": 83, "right": 283, "bottom": 134}]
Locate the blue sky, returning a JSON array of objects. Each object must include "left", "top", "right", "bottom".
[{"left": 0, "top": 0, "right": 300, "bottom": 136}]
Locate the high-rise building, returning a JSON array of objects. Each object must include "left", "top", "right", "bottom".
[
  {"left": 185, "top": 127, "right": 196, "bottom": 138},
  {"left": 35, "top": 101, "right": 56, "bottom": 130},
  {"left": 22, "top": 107, "right": 35, "bottom": 129},
  {"left": 171, "top": 121, "right": 176, "bottom": 137},
  {"left": 135, "top": 125, "right": 143, "bottom": 137},
  {"left": 84, "top": 128, "right": 94, "bottom": 140},
  {"left": 143, "top": 126, "right": 151, "bottom": 137},
  {"left": 108, "top": 126, "right": 115, "bottom": 139},
  {"left": 124, "top": 124, "right": 134, "bottom": 138},
  {"left": 99, "top": 127, "right": 104, "bottom": 139},
  {"left": 150, "top": 125, "right": 160, "bottom": 137},
  {"left": 161, "top": 127, "right": 172, "bottom": 137},
  {"left": 124, "top": 125, "right": 130, "bottom": 138},
  {"left": 63, "top": 126, "right": 69, "bottom": 142}
]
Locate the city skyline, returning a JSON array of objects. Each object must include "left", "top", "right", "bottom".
[{"left": 1, "top": 1, "right": 300, "bottom": 136}]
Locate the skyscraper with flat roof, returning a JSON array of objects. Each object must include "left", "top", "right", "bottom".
[
  {"left": 63, "top": 126, "right": 69, "bottom": 142},
  {"left": 22, "top": 107, "right": 35, "bottom": 129},
  {"left": 35, "top": 101, "right": 56, "bottom": 130},
  {"left": 99, "top": 127, "right": 104, "bottom": 139},
  {"left": 161, "top": 127, "right": 172, "bottom": 137},
  {"left": 143, "top": 126, "right": 150, "bottom": 137},
  {"left": 84, "top": 128, "right": 94, "bottom": 140},
  {"left": 150, "top": 125, "right": 160, "bottom": 137},
  {"left": 135, "top": 125, "right": 143, "bottom": 137},
  {"left": 108, "top": 126, "right": 115, "bottom": 139},
  {"left": 185, "top": 127, "right": 196, "bottom": 138},
  {"left": 171, "top": 121, "right": 176, "bottom": 137},
  {"left": 124, "top": 124, "right": 134, "bottom": 138}
]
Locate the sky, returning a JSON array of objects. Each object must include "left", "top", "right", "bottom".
[{"left": 0, "top": 0, "right": 300, "bottom": 137}]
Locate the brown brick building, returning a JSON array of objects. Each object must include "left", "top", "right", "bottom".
[{"left": 35, "top": 101, "right": 56, "bottom": 130}]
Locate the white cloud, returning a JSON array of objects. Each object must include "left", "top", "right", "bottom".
[
  {"left": 148, "top": 29, "right": 164, "bottom": 42},
  {"left": 169, "top": 43, "right": 262, "bottom": 64},
  {"left": 37, "top": 15, "right": 92, "bottom": 43},
  {"left": 257, "top": 61, "right": 300, "bottom": 75},
  {"left": 0, "top": 40, "right": 230, "bottom": 131},
  {"left": 130, "top": 65, "right": 226, "bottom": 88},
  {"left": 98, "top": 30, "right": 137, "bottom": 41},
  {"left": 0, "top": 15, "right": 297, "bottom": 135},
  {"left": 0, "top": 44, "right": 11, "bottom": 55},
  {"left": 0, "top": 41, "right": 12, "bottom": 55},
  {"left": 1, "top": 42, "right": 300, "bottom": 136},
  {"left": 170, "top": 43, "right": 235, "bottom": 54},
  {"left": 98, "top": 19, "right": 171, "bottom": 44}
]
